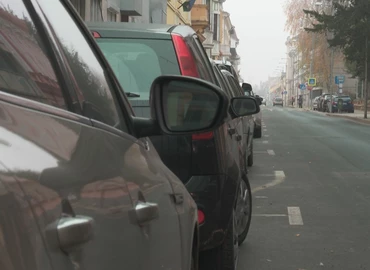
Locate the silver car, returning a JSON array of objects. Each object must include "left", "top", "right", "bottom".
[
  {"left": 273, "top": 97, "right": 284, "bottom": 106},
  {"left": 0, "top": 0, "right": 238, "bottom": 269}
]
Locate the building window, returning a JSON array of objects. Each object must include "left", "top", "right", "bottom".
[
  {"left": 213, "top": 13, "right": 219, "bottom": 41},
  {"left": 107, "top": 9, "right": 117, "bottom": 22},
  {"left": 70, "top": 0, "right": 85, "bottom": 19},
  {"left": 213, "top": 2, "right": 219, "bottom": 12},
  {"left": 90, "top": 0, "right": 102, "bottom": 21}
]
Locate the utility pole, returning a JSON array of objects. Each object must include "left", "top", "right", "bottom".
[
  {"left": 364, "top": 35, "right": 368, "bottom": 119},
  {"left": 309, "top": 32, "right": 316, "bottom": 109}
]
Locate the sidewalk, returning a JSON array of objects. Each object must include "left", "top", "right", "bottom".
[{"left": 290, "top": 105, "right": 370, "bottom": 125}]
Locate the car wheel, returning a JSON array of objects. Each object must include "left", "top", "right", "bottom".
[
  {"left": 247, "top": 140, "right": 254, "bottom": 167},
  {"left": 236, "top": 175, "right": 252, "bottom": 245},
  {"left": 199, "top": 210, "right": 239, "bottom": 270}
]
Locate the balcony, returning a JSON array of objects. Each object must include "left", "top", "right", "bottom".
[
  {"left": 220, "top": 44, "right": 231, "bottom": 56},
  {"left": 120, "top": 0, "right": 143, "bottom": 16},
  {"left": 191, "top": 4, "right": 209, "bottom": 29}
]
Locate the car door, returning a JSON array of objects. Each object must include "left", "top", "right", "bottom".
[
  {"left": 219, "top": 72, "right": 244, "bottom": 169},
  {"left": 36, "top": 1, "right": 184, "bottom": 270},
  {"left": 226, "top": 75, "right": 254, "bottom": 154},
  {"left": 0, "top": 1, "right": 141, "bottom": 269}
]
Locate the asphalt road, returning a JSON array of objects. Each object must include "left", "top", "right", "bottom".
[{"left": 238, "top": 105, "right": 370, "bottom": 270}]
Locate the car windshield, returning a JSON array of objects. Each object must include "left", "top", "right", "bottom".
[{"left": 96, "top": 38, "right": 180, "bottom": 100}]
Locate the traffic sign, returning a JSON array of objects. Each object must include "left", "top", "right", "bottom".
[
  {"left": 308, "top": 78, "right": 316, "bottom": 86},
  {"left": 299, "top": 84, "right": 306, "bottom": 90},
  {"left": 335, "top": 75, "right": 345, "bottom": 85}
]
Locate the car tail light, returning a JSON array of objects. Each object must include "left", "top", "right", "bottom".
[
  {"left": 192, "top": 131, "right": 214, "bottom": 141},
  {"left": 171, "top": 34, "right": 199, "bottom": 77},
  {"left": 92, "top": 31, "right": 101, "bottom": 38},
  {"left": 198, "top": 210, "right": 205, "bottom": 224}
]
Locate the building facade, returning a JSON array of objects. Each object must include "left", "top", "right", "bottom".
[
  {"left": 166, "top": 0, "right": 191, "bottom": 25},
  {"left": 70, "top": 0, "right": 167, "bottom": 24}
]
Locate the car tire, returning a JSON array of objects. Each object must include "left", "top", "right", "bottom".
[
  {"left": 236, "top": 175, "right": 252, "bottom": 246},
  {"left": 199, "top": 210, "right": 239, "bottom": 270},
  {"left": 253, "top": 127, "right": 262, "bottom": 139},
  {"left": 247, "top": 141, "right": 254, "bottom": 167}
]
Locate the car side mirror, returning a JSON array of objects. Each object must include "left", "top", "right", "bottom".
[
  {"left": 242, "top": 83, "right": 252, "bottom": 91},
  {"left": 254, "top": 95, "right": 263, "bottom": 105},
  {"left": 230, "top": 97, "right": 260, "bottom": 118},
  {"left": 132, "top": 75, "right": 229, "bottom": 137}
]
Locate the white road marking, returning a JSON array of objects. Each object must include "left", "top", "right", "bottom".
[
  {"left": 253, "top": 214, "right": 287, "bottom": 217},
  {"left": 264, "top": 135, "right": 270, "bottom": 137},
  {"left": 262, "top": 141, "right": 269, "bottom": 144},
  {"left": 254, "top": 151, "right": 268, "bottom": 154},
  {"left": 267, "top": 150, "right": 275, "bottom": 155},
  {"left": 263, "top": 129, "right": 267, "bottom": 132},
  {"left": 252, "top": 171, "right": 286, "bottom": 193},
  {"left": 255, "top": 196, "right": 268, "bottom": 199},
  {"left": 287, "top": 207, "right": 304, "bottom": 225}
]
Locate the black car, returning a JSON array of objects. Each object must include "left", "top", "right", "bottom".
[
  {"left": 88, "top": 22, "right": 257, "bottom": 269},
  {"left": 0, "top": 0, "right": 259, "bottom": 270},
  {"left": 242, "top": 83, "right": 263, "bottom": 138},
  {"left": 211, "top": 62, "right": 256, "bottom": 168}
]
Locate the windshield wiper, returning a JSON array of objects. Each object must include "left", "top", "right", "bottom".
[{"left": 125, "top": 92, "right": 140, "bottom": 97}]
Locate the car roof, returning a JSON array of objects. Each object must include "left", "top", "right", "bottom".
[
  {"left": 86, "top": 22, "right": 194, "bottom": 39},
  {"left": 220, "top": 69, "right": 233, "bottom": 77}
]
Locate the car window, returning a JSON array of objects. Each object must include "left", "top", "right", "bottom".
[
  {"left": 0, "top": 1, "right": 67, "bottom": 109},
  {"left": 212, "top": 65, "right": 233, "bottom": 98},
  {"left": 227, "top": 76, "right": 243, "bottom": 96},
  {"left": 37, "top": 0, "right": 127, "bottom": 131},
  {"left": 225, "top": 76, "right": 241, "bottom": 97},
  {"left": 96, "top": 38, "right": 180, "bottom": 100},
  {"left": 188, "top": 36, "right": 214, "bottom": 83}
]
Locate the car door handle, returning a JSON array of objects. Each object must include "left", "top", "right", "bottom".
[
  {"left": 46, "top": 215, "right": 94, "bottom": 252},
  {"left": 228, "top": 127, "right": 236, "bottom": 136},
  {"left": 135, "top": 201, "right": 159, "bottom": 225}
]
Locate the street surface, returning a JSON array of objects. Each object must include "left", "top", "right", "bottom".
[{"left": 238, "top": 106, "right": 370, "bottom": 270}]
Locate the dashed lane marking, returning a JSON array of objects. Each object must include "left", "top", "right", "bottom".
[
  {"left": 252, "top": 171, "right": 286, "bottom": 194},
  {"left": 255, "top": 196, "right": 268, "bottom": 199},
  {"left": 267, "top": 150, "right": 275, "bottom": 155},
  {"left": 253, "top": 214, "right": 287, "bottom": 217},
  {"left": 287, "top": 207, "right": 304, "bottom": 225},
  {"left": 262, "top": 141, "right": 269, "bottom": 144}
]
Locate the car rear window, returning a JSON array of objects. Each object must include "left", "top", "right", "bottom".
[
  {"left": 275, "top": 98, "right": 283, "bottom": 101},
  {"left": 96, "top": 38, "right": 180, "bottom": 99}
]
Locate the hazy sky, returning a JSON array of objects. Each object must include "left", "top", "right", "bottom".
[{"left": 223, "top": 0, "right": 289, "bottom": 85}]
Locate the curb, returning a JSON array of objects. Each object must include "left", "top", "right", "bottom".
[{"left": 325, "top": 113, "right": 370, "bottom": 125}]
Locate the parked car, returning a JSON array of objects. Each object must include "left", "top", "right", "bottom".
[
  {"left": 313, "top": 96, "right": 320, "bottom": 110},
  {"left": 259, "top": 96, "right": 267, "bottom": 106},
  {"left": 212, "top": 62, "right": 256, "bottom": 168},
  {"left": 214, "top": 60, "right": 240, "bottom": 84},
  {"left": 273, "top": 97, "right": 284, "bottom": 106},
  {"left": 317, "top": 93, "right": 331, "bottom": 111},
  {"left": 241, "top": 83, "right": 263, "bottom": 138},
  {"left": 88, "top": 22, "right": 258, "bottom": 270},
  {"left": 331, "top": 96, "right": 355, "bottom": 113},
  {"left": 0, "top": 1, "right": 259, "bottom": 270}
]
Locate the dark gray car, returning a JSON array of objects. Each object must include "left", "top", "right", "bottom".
[{"left": 0, "top": 0, "right": 258, "bottom": 269}]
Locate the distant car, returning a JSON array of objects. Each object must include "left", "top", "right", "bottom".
[
  {"left": 259, "top": 96, "right": 267, "bottom": 106},
  {"left": 313, "top": 96, "right": 320, "bottom": 110},
  {"left": 331, "top": 96, "right": 355, "bottom": 113},
  {"left": 273, "top": 97, "right": 284, "bottom": 106}
]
